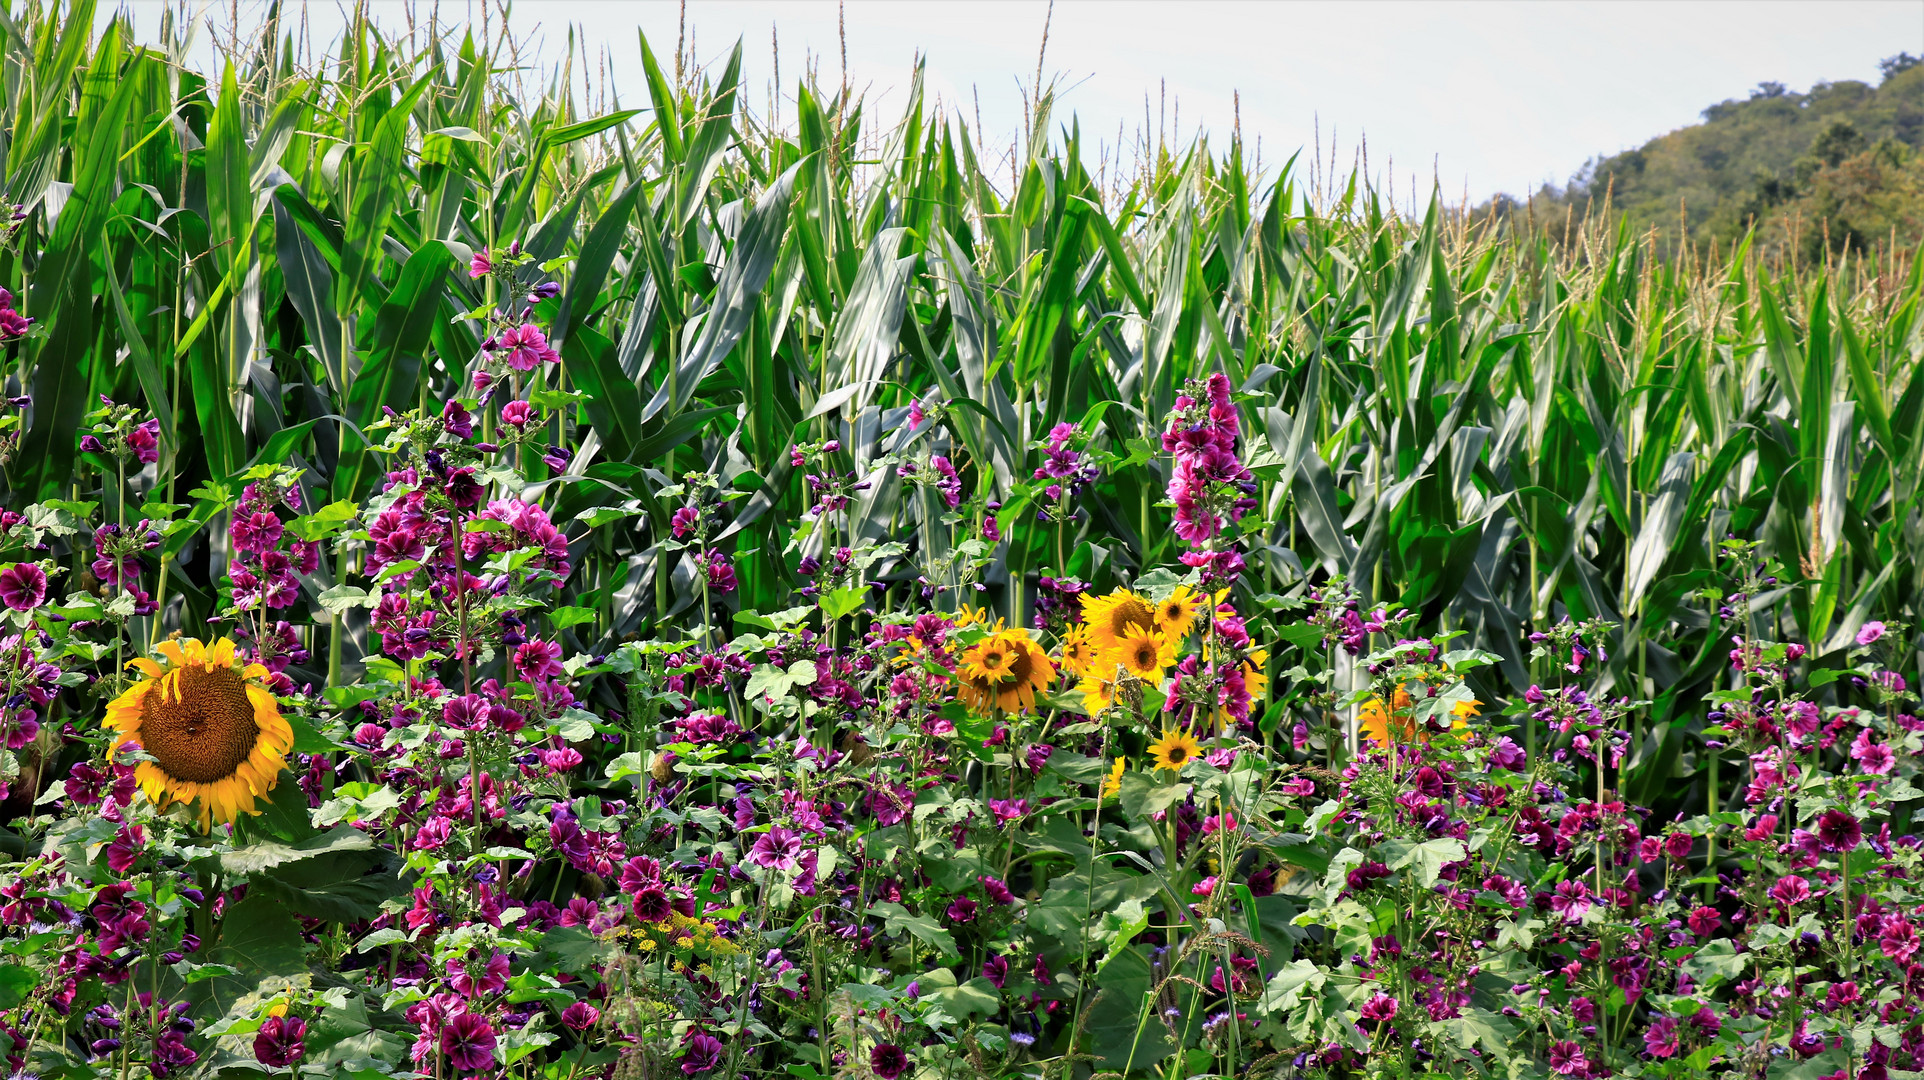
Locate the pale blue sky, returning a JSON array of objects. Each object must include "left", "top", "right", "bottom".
[{"left": 119, "top": 0, "right": 1922, "bottom": 204}]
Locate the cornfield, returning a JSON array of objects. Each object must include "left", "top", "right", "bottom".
[{"left": 2, "top": 3, "right": 1923, "bottom": 1073}]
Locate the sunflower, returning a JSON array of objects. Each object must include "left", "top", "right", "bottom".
[
  {"left": 1079, "top": 589, "right": 1157, "bottom": 652},
  {"left": 1152, "top": 586, "right": 1203, "bottom": 640},
  {"left": 1113, "top": 627, "right": 1178, "bottom": 682},
  {"left": 956, "top": 629, "right": 1057, "bottom": 713},
  {"left": 1243, "top": 650, "right": 1271, "bottom": 703},
  {"left": 1101, "top": 756, "right": 1126, "bottom": 797},
  {"left": 103, "top": 637, "right": 294, "bottom": 829},
  {"left": 1057, "top": 624, "right": 1100, "bottom": 678},
  {"left": 954, "top": 604, "right": 995, "bottom": 629},
  {"left": 1078, "top": 674, "right": 1118, "bottom": 716},
  {"left": 1357, "top": 681, "right": 1469, "bottom": 748},
  {"left": 1148, "top": 728, "right": 1202, "bottom": 772}
]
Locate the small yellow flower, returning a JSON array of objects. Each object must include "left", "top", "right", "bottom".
[
  {"left": 956, "top": 629, "right": 1057, "bottom": 713},
  {"left": 1058, "top": 624, "right": 1099, "bottom": 678},
  {"left": 1452, "top": 696, "right": 1482, "bottom": 718},
  {"left": 1080, "top": 589, "right": 1157, "bottom": 652},
  {"left": 1078, "top": 674, "right": 1118, "bottom": 715},
  {"left": 1147, "top": 728, "right": 1202, "bottom": 772},
  {"left": 1153, "top": 585, "right": 1203, "bottom": 639},
  {"left": 1102, "top": 756, "right": 1126, "bottom": 797},
  {"left": 1114, "top": 626, "right": 1178, "bottom": 682}
]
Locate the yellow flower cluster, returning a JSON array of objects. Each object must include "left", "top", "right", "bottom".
[
  {"left": 621, "top": 912, "right": 740, "bottom": 957},
  {"left": 1358, "top": 681, "right": 1482, "bottom": 747},
  {"left": 1060, "top": 587, "right": 1202, "bottom": 710}
]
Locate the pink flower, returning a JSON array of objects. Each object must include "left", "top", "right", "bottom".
[
  {"left": 1769, "top": 875, "right": 1811, "bottom": 907},
  {"left": 989, "top": 798, "right": 1028, "bottom": 824},
  {"left": 105, "top": 824, "right": 145, "bottom": 873},
  {"left": 1358, "top": 992, "right": 1398, "bottom": 1023},
  {"left": 1816, "top": 809, "right": 1862, "bottom": 853},
  {"left": 1881, "top": 916, "right": 1918, "bottom": 963},
  {"left": 1857, "top": 621, "right": 1887, "bottom": 646},
  {"left": 448, "top": 951, "right": 511, "bottom": 996},
  {"left": 0, "top": 563, "right": 47, "bottom": 610},
  {"left": 253, "top": 1016, "right": 306, "bottom": 1067},
  {"left": 1687, "top": 905, "right": 1722, "bottom": 936},
  {"left": 908, "top": 399, "right": 926, "bottom": 431},
  {"left": 1852, "top": 729, "right": 1896, "bottom": 775},
  {"left": 747, "top": 826, "right": 802, "bottom": 870},
  {"left": 513, "top": 639, "right": 565, "bottom": 683},
  {"left": 1547, "top": 1040, "right": 1587, "bottom": 1075},
  {"left": 440, "top": 1012, "right": 496, "bottom": 1072},
  {"left": 497, "top": 323, "right": 559, "bottom": 371},
  {"left": 500, "top": 400, "right": 535, "bottom": 428},
  {"left": 1643, "top": 1016, "right": 1679, "bottom": 1058},
  {"left": 469, "top": 251, "right": 492, "bottom": 278}
]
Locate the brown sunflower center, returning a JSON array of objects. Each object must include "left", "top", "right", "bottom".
[
  {"left": 139, "top": 664, "right": 260, "bottom": 783},
  {"left": 1001, "top": 646, "right": 1035, "bottom": 685},
  {"left": 1105, "top": 599, "right": 1155, "bottom": 638},
  {"left": 1130, "top": 642, "right": 1157, "bottom": 669},
  {"left": 1167, "top": 745, "right": 1189, "bottom": 764}
]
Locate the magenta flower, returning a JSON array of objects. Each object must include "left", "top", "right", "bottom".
[
  {"left": 1643, "top": 1015, "right": 1679, "bottom": 1058},
  {"left": 870, "top": 1042, "right": 909, "bottom": 1080},
  {"left": 1358, "top": 992, "right": 1398, "bottom": 1024},
  {"left": 983, "top": 954, "right": 1009, "bottom": 988},
  {"left": 469, "top": 251, "right": 492, "bottom": 278},
  {"left": 1547, "top": 1040, "right": 1587, "bottom": 1075},
  {"left": 561, "top": 1002, "right": 600, "bottom": 1031},
  {"left": 1882, "top": 916, "right": 1918, "bottom": 963},
  {"left": 501, "top": 399, "right": 535, "bottom": 428},
  {"left": 704, "top": 550, "right": 738, "bottom": 593},
  {"left": 631, "top": 886, "right": 673, "bottom": 922},
  {"left": 1687, "top": 905, "right": 1722, "bottom": 936},
  {"left": 1769, "top": 875, "right": 1811, "bottom": 907},
  {"left": 105, "top": 824, "right": 145, "bottom": 873},
  {"left": 129, "top": 419, "right": 160, "bottom": 464},
  {"left": 1816, "top": 809, "right": 1862, "bottom": 853},
  {"left": 989, "top": 798, "right": 1028, "bottom": 825},
  {"left": 497, "top": 323, "right": 559, "bottom": 371},
  {"left": 253, "top": 1015, "right": 306, "bottom": 1067},
  {"left": 680, "top": 1030, "right": 724, "bottom": 1074},
  {"left": 1857, "top": 621, "right": 1887, "bottom": 646},
  {"left": 0, "top": 562, "right": 47, "bottom": 610},
  {"left": 1853, "top": 729, "right": 1897, "bottom": 774},
  {"left": 981, "top": 877, "right": 1015, "bottom": 905},
  {"left": 946, "top": 896, "right": 978, "bottom": 923},
  {"left": 448, "top": 951, "right": 511, "bottom": 997},
  {"left": 747, "top": 826, "right": 802, "bottom": 871},
  {"left": 1549, "top": 879, "right": 1592, "bottom": 922},
  {"left": 439, "top": 1012, "right": 497, "bottom": 1072},
  {"left": 513, "top": 639, "right": 565, "bottom": 683}
]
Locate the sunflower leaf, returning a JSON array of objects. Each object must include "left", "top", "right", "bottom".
[
  {"left": 222, "top": 825, "right": 376, "bottom": 875},
  {"left": 1118, "top": 770, "right": 1188, "bottom": 821}
]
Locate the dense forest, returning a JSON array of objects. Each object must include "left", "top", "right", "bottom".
[{"left": 1487, "top": 52, "right": 1923, "bottom": 261}]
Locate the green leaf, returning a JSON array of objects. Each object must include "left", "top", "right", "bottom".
[
  {"left": 818, "top": 585, "right": 867, "bottom": 621},
  {"left": 548, "top": 605, "right": 600, "bottom": 631},
  {"left": 868, "top": 900, "right": 959, "bottom": 959},
  {"left": 221, "top": 826, "right": 375, "bottom": 875},
  {"left": 1381, "top": 837, "right": 1467, "bottom": 888},
  {"left": 1118, "top": 770, "right": 1188, "bottom": 821}
]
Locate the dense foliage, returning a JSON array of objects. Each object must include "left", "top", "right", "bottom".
[
  {"left": 1488, "top": 54, "right": 1924, "bottom": 261},
  {"left": 2, "top": 4, "right": 1924, "bottom": 1079}
]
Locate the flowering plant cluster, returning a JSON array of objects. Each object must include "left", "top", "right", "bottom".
[{"left": 3, "top": 296, "right": 1923, "bottom": 1080}]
